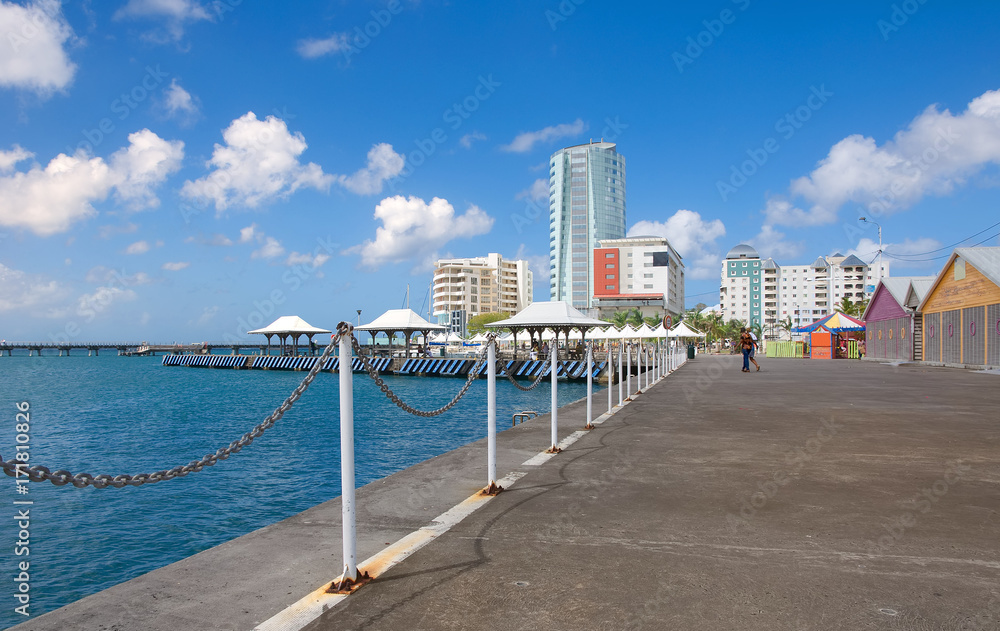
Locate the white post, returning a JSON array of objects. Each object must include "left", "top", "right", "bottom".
[
  {"left": 487, "top": 338, "right": 497, "bottom": 489},
  {"left": 607, "top": 346, "right": 613, "bottom": 414},
  {"left": 644, "top": 344, "right": 650, "bottom": 389},
  {"left": 626, "top": 344, "right": 632, "bottom": 400},
  {"left": 617, "top": 344, "right": 623, "bottom": 406},
  {"left": 338, "top": 326, "right": 357, "bottom": 582},
  {"left": 549, "top": 342, "right": 559, "bottom": 451},
  {"left": 585, "top": 341, "right": 593, "bottom": 428}
]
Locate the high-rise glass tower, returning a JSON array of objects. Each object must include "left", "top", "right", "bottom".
[{"left": 549, "top": 141, "right": 626, "bottom": 310}]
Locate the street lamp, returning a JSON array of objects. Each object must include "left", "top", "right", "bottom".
[
  {"left": 859, "top": 217, "right": 883, "bottom": 293},
  {"left": 356, "top": 309, "right": 362, "bottom": 326}
]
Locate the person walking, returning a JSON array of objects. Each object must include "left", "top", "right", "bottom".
[
  {"left": 739, "top": 328, "right": 754, "bottom": 372},
  {"left": 748, "top": 328, "right": 760, "bottom": 371}
]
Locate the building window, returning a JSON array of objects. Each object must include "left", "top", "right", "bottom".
[
  {"left": 605, "top": 274, "right": 615, "bottom": 279},
  {"left": 605, "top": 285, "right": 615, "bottom": 290},
  {"left": 605, "top": 264, "right": 615, "bottom": 269},
  {"left": 605, "top": 253, "right": 615, "bottom": 258}
]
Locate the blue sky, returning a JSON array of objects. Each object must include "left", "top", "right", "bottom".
[{"left": 1, "top": 0, "right": 999, "bottom": 341}]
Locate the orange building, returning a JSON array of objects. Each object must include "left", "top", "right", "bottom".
[{"left": 918, "top": 247, "right": 1000, "bottom": 367}]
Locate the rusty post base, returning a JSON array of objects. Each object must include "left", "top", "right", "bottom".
[
  {"left": 326, "top": 571, "right": 372, "bottom": 594},
  {"left": 545, "top": 446, "right": 562, "bottom": 454},
  {"left": 583, "top": 423, "right": 595, "bottom": 430},
  {"left": 480, "top": 481, "right": 504, "bottom": 496}
]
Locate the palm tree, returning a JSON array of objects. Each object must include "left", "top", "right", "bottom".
[
  {"left": 627, "top": 308, "right": 645, "bottom": 328},
  {"left": 779, "top": 316, "right": 793, "bottom": 340},
  {"left": 705, "top": 313, "right": 724, "bottom": 351},
  {"left": 610, "top": 311, "right": 629, "bottom": 328}
]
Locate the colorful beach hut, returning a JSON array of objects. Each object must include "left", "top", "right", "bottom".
[
  {"left": 918, "top": 247, "right": 1000, "bottom": 367},
  {"left": 793, "top": 312, "right": 865, "bottom": 359},
  {"left": 861, "top": 277, "right": 935, "bottom": 361}
]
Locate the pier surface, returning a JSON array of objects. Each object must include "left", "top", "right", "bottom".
[{"left": 13, "top": 356, "right": 1000, "bottom": 631}]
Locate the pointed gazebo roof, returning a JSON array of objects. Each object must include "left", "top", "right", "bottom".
[
  {"left": 667, "top": 321, "right": 706, "bottom": 338},
  {"left": 247, "top": 316, "right": 332, "bottom": 355},
  {"left": 484, "top": 301, "right": 608, "bottom": 331},
  {"left": 356, "top": 309, "right": 445, "bottom": 333},
  {"left": 247, "top": 315, "right": 331, "bottom": 336}
]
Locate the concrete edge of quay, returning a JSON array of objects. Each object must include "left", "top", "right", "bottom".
[{"left": 10, "top": 362, "right": 678, "bottom": 631}]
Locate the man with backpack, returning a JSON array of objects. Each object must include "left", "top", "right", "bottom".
[{"left": 739, "top": 327, "right": 759, "bottom": 372}]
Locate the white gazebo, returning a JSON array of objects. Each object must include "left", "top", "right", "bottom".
[
  {"left": 356, "top": 309, "right": 446, "bottom": 358},
  {"left": 247, "top": 316, "right": 332, "bottom": 356}
]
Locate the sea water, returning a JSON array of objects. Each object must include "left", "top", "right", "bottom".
[{"left": 0, "top": 354, "right": 598, "bottom": 628}]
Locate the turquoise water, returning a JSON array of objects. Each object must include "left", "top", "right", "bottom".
[{"left": 0, "top": 354, "right": 598, "bottom": 629}]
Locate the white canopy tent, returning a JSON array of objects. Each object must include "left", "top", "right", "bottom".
[
  {"left": 668, "top": 321, "right": 707, "bottom": 339},
  {"left": 248, "top": 315, "right": 332, "bottom": 356}
]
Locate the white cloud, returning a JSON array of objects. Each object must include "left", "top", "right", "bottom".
[
  {"left": 296, "top": 33, "right": 350, "bottom": 59},
  {"left": 459, "top": 131, "right": 487, "bottom": 149},
  {"left": 347, "top": 195, "right": 494, "bottom": 271},
  {"left": 83, "top": 266, "right": 153, "bottom": 286},
  {"left": 162, "top": 261, "right": 190, "bottom": 271},
  {"left": 285, "top": 251, "right": 330, "bottom": 268},
  {"left": 750, "top": 225, "right": 805, "bottom": 260},
  {"left": 251, "top": 236, "right": 284, "bottom": 260},
  {"left": 109, "top": 129, "right": 185, "bottom": 209},
  {"left": 0, "top": 0, "right": 76, "bottom": 95},
  {"left": 194, "top": 305, "right": 218, "bottom": 326},
  {"left": 501, "top": 119, "right": 587, "bottom": 153},
  {"left": 98, "top": 222, "right": 139, "bottom": 239},
  {"left": 513, "top": 244, "right": 549, "bottom": 281},
  {"left": 765, "top": 89, "right": 1000, "bottom": 227},
  {"left": 114, "top": 0, "right": 212, "bottom": 41},
  {"left": 515, "top": 178, "right": 549, "bottom": 202},
  {"left": 162, "top": 78, "right": 200, "bottom": 124},
  {"left": 0, "top": 130, "right": 183, "bottom": 236},
  {"left": 628, "top": 210, "right": 726, "bottom": 280},
  {"left": 125, "top": 240, "right": 151, "bottom": 254},
  {"left": 0, "top": 146, "right": 32, "bottom": 172},
  {"left": 239, "top": 223, "right": 257, "bottom": 243},
  {"left": 0, "top": 262, "right": 65, "bottom": 313},
  {"left": 181, "top": 112, "right": 333, "bottom": 212},
  {"left": 77, "top": 285, "right": 137, "bottom": 318},
  {"left": 336, "top": 143, "right": 405, "bottom": 195}
]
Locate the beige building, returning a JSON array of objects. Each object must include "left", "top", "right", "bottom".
[{"left": 432, "top": 254, "right": 533, "bottom": 335}]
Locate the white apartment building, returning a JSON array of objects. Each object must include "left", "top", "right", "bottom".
[
  {"left": 591, "top": 236, "right": 685, "bottom": 320},
  {"left": 720, "top": 244, "right": 890, "bottom": 337},
  {"left": 432, "top": 253, "right": 533, "bottom": 335}
]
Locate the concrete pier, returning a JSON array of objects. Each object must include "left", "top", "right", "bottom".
[{"left": 12, "top": 356, "right": 1000, "bottom": 630}]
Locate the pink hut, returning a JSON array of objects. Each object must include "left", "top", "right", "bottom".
[{"left": 861, "top": 277, "right": 935, "bottom": 361}]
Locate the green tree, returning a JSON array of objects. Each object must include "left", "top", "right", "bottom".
[
  {"left": 466, "top": 312, "right": 507, "bottom": 336},
  {"left": 643, "top": 315, "right": 662, "bottom": 328},
  {"left": 836, "top": 296, "right": 869, "bottom": 319},
  {"left": 627, "top": 308, "right": 645, "bottom": 328},
  {"left": 608, "top": 311, "right": 630, "bottom": 328},
  {"left": 779, "top": 316, "right": 793, "bottom": 339}
]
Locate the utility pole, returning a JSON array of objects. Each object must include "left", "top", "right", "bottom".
[{"left": 859, "top": 216, "right": 883, "bottom": 293}]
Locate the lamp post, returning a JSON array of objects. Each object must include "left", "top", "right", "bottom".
[
  {"left": 859, "top": 216, "right": 883, "bottom": 294},
  {"left": 356, "top": 309, "right": 362, "bottom": 326}
]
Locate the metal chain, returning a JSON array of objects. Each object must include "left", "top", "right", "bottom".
[
  {"left": 352, "top": 332, "right": 493, "bottom": 417},
  {"left": 504, "top": 351, "right": 553, "bottom": 392},
  {"left": 0, "top": 324, "right": 346, "bottom": 489}
]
